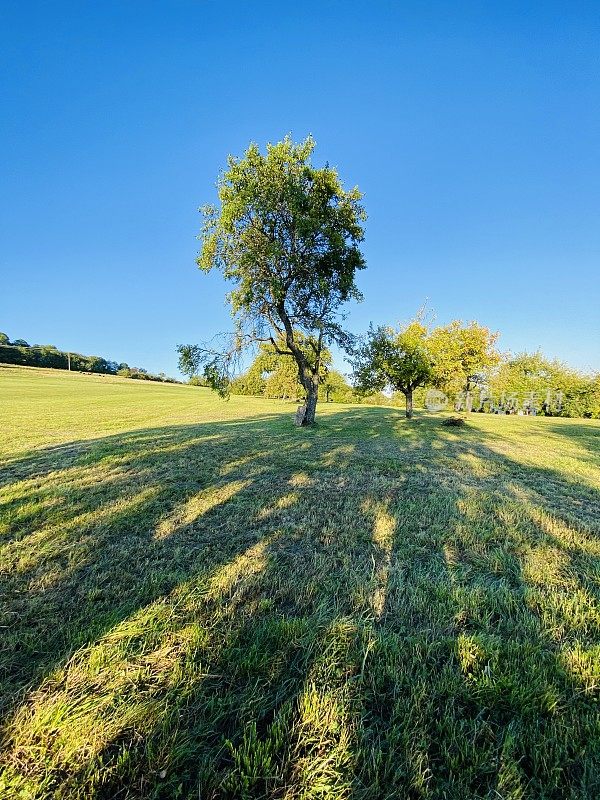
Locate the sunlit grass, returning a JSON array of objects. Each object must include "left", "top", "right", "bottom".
[{"left": 0, "top": 365, "right": 599, "bottom": 798}]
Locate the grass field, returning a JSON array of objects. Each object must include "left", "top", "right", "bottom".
[{"left": 1, "top": 364, "right": 599, "bottom": 799}]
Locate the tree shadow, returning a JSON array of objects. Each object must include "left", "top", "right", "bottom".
[
  {"left": 540, "top": 419, "right": 600, "bottom": 471},
  {"left": 1, "top": 409, "right": 599, "bottom": 798},
  {"left": 1, "top": 416, "right": 299, "bottom": 711},
  {"left": 350, "top": 418, "right": 600, "bottom": 799}
]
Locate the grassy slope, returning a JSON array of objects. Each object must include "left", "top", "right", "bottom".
[{"left": 1, "top": 364, "right": 599, "bottom": 800}]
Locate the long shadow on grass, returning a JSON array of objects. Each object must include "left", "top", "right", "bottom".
[
  {"left": 542, "top": 419, "right": 600, "bottom": 471},
  {"left": 349, "top": 418, "right": 600, "bottom": 798},
  {"left": 1, "top": 410, "right": 599, "bottom": 798},
  {"left": 0, "top": 415, "right": 304, "bottom": 709}
]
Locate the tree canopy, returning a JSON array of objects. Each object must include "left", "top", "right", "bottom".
[
  {"left": 490, "top": 351, "right": 600, "bottom": 418},
  {"left": 428, "top": 320, "right": 500, "bottom": 400}
]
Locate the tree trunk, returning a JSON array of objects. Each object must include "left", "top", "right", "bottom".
[
  {"left": 294, "top": 373, "right": 319, "bottom": 426},
  {"left": 303, "top": 381, "right": 318, "bottom": 425},
  {"left": 405, "top": 389, "right": 414, "bottom": 418},
  {"left": 275, "top": 302, "right": 321, "bottom": 426},
  {"left": 464, "top": 377, "right": 473, "bottom": 412}
]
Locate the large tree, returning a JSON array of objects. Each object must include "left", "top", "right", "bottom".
[
  {"left": 352, "top": 321, "right": 434, "bottom": 418},
  {"left": 178, "top": 136, "right": 366, "bottom": 425}
]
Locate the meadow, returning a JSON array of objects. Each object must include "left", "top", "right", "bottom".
[{"left": 1, "top": 365, "right": 599, "bottom": 799}]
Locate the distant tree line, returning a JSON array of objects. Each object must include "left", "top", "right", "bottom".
[
  {"left": 225, "top": 321, "right": 600, "bottom": 419},
  {"left": 489, "top": 352, "right": 600, "bottom": 419},
  {"left": 115, "top": 367, "right": 180, "bottom": 383},
  {"left": 0, "top": 332, "right": 179, "bottom": 384}
]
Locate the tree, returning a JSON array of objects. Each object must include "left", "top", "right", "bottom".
[
  {"left": 188, "top": 375, "right": 209, "bottom": 387},
  {"left": 352, "top": 321, "right": 433, "bottom": 418},
  {"left": 35, "top": 346, "right": 67, "bottom": 369},
  {"left": 177, "top": 136, "right": 366, "bottom": 425},
  {"left": 12, "top": 338, "right": 29, "bottom": 347},
  {"left": 428, "top": 321, "right": 500, "bottom": 405},
  {"left": 0, "top": 332, "right": 9, "bottom": 345},
  {"left": 320, "top": 369, "right": 352, "bottom": 402}
]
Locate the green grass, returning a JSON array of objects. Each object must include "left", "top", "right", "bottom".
[{"left": 1, "top": 364, "right": 599, "bottom": 799}]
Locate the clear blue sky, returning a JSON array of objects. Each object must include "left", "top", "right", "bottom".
[{"left": 2, "top": 1, "right": 599, "bottom": 376}]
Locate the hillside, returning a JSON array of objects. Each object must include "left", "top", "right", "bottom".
[{"left": 1, "top": 365, "right": 599, "bottom": 799}]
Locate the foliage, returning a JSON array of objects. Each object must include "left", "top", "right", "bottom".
[
  {"left": 229, "top": 369, "right": 267, "bottom": 397},
  {"left": 10, "top": 345, "right": 67, "bottom": 370},
  {"left": 0, "top": 332, "right": 9, "bottom": 345},
  {"left": 178, "top": 135, "right": 366, "bottom": 424},
  {"left": 230, "top": 337, "right": 332, "bottom": 400},
  {"left": 188, "top": 375, "right": 210, "bottom": 387},
  {"left": 352, "top": 321, "right": 434, "bottom": 417},
  {"left": 428, "top": 320, "right": 500, "bottom": 398},
  {"left": 117, "top": 367, "right": 179, "bottom": 384},
  {"left": 1, "top": 343, "right": 67, "bottom": 371},
  {"left": 264, "top": 358, "right": 302, "bottom": 400},
  {"left": 490, "top": 351, "right": 600, "bottom": 418},
  {"left": 1, "top": 366, "right": 599, "bottom": 799},
  {"left": 320, "top": 369, "right": 353, "bottom": 402}
]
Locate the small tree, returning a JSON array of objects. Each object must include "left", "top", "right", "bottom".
[
  {"left": 321, "top": 369, "right": 352, "bottom": 402},
  {"left": 352, "top": 322, "right": 433, "bottom": 418},
  {"left": 0, "top": 332, "right": 9, "bottom": 345},
  {"left": 178, "top": 136, "right": 366, "bottom": 425}
]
